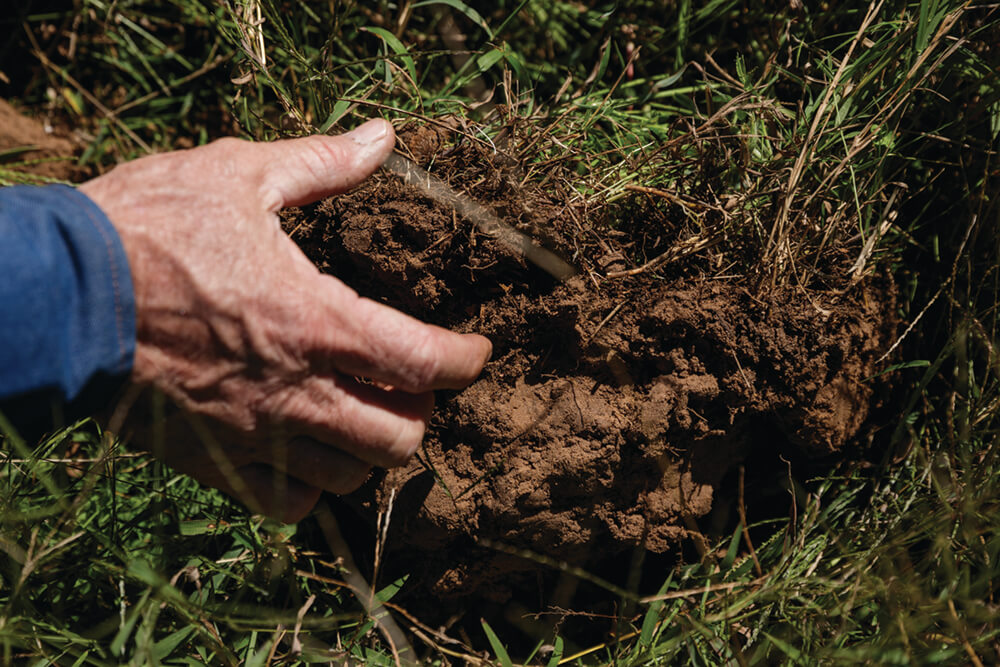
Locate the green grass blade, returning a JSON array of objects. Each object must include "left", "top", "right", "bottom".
[
  {"left": 545, "top": 636, "right": 564, "bottom": 667},
  {"left": 412, "top": 0, "right": 494, "bottom": 39},
  {"left": 481, "top": 619, "right": 513, "bottom": 667},
  {"left": 361, "top": 26, "right": 418, "bottom": 84},
  {"left": 151, "top": 626, "right": 195, "bottom": 661}
]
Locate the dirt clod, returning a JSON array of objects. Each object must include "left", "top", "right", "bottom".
[{"left": 282, "top": 125, "right": 895, "bottom": 599}]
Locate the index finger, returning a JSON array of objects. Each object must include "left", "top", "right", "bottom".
[{"left": 308, "top": 278, "right": 492, "bottom": 393}]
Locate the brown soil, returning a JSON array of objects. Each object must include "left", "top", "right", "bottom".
[
  {"left": 0, "top": 99, "right": 894, "bottom": 598},
  {"left": 287, "top": 124, "right": 896, "bottom": 600},
  {"left": 0, "top": 98, "right": 83, "bottom": 182}
]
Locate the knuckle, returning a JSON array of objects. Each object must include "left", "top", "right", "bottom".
[
  {"left": 383, "top": 417, "right": 425, "bottom": 466},
  {"left": 206, "top": 137, "right": 249, "bottom": 165},
  {"left": 210, "top": 136, "right": 247, "bottom": 151},
  {"left": 402, "top": 330, "right": 442, "bottom": 389},
  {"left": 304, "top": 137, "right": 352, "bottom": 176},
  {"left": 315, "top": 277, "right": 359, "bottom": 329},
  {"left": 204, "top": 137, "right": 251, "bottom": 183}
]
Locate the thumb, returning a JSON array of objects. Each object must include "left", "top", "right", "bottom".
[{"left": 260, "top": 119, "right": 396, "bottom": 209}]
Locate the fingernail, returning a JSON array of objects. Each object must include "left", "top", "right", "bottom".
[{"left": 347, "top": 119, "right": 389, "bottom": 148}]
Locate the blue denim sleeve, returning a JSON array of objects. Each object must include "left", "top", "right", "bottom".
[{"left": 0, "top": 184, "right": 136, "bottom": 434}]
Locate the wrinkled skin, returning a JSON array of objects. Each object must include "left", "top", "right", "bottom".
[{"left": 81, "top": 120, "right": 492, "bottom": 522}]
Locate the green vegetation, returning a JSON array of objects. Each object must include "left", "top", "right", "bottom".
[{"left": 2, "top": 0, "right": 999, "bottom": 663}]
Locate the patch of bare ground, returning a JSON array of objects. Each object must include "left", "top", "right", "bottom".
[
  {"left": 282, "top": 122, "right": 898, "bottom": 602},
  {"left": 0, "top": 98, "right": 84, "bottom": 182}
]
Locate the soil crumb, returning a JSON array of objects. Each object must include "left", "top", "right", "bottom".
[{"left": 282, "top": 123, "right": 896, "bottom": 600}]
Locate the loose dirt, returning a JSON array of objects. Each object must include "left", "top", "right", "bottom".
[
  {"left": 0, "top": 98, "right": 83, "bottom": 182},
  {"left": 283, "top": 124, "right": 897, "bottom": 601}
]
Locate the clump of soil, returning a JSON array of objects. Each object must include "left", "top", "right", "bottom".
[{"left": 283, "top": 124, "right": 896, "bottom": 600}]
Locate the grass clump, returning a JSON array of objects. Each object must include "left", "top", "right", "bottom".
[{"left": 1, "top": 0, "right": 999, "bottom": 664}]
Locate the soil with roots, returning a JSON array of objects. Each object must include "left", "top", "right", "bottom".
[{"left": 281, "top": 124, "right": 897, "bottom": 602}]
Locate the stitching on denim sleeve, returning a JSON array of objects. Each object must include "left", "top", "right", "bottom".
[{"left": 75, "top": 189, "right": 132, "bottom": 374}]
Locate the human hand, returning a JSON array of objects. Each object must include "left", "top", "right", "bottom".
[{"left": 80, "top": 120, "right": 492, "bottom": 522}]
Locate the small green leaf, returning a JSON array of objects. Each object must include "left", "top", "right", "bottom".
[
  {"left": 375, "top": 575, "right": 409, "bottom": 603},
  {"left": 179, "top": 519, "right": 231, "bottom": 535},
  {"left": 640, "top": 574, "right": 673, "bottom": 648},
  {"left": 481, "top": 619, "right": 513, "bottom": 667},
  {"left": 503, "top": 47, "right": 528, "bottom": 82},
  {"left": 762, "top": 631, "right": 805, "bottom": 663},
  {"left": 735, "top": 53, "right": 748, "bottom": 87},
  {"left": 868, "top": 359, "right": 931, "bottom": 380},
  {"left": 110, "top": 590, "right": 151, "bottom": 657},
  {"left": 476, "top": 48, "right": 504, "bottom": 73},
  {"left": 319, "top": 100, "right": 351, "bottom": 134},
  {"left": 595, "top": 38, "right": 612, "bottom": 85},
  {"left": 722, "top": 524, "right": 742, "bottom": 571},
  {"left": 653, "top": 68, "right": 686, "bottom": 90},
  {"left": 244, "top": 640, "right": 273, "bottom": 667},
  {"left": 152, "top": 626, "right": 196, "bottom": 661},
  {"left": 412, "top": 0, "right": 494, "bottom": 39},
  {"left": 546, "top": 636, "right": 564, "bottom": 667},
  {"left": 361, "top": 26, "right": 418, "bottom": 83},
  {"left": 0, "top": 145, "right": 40, "bottom": 161}
]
